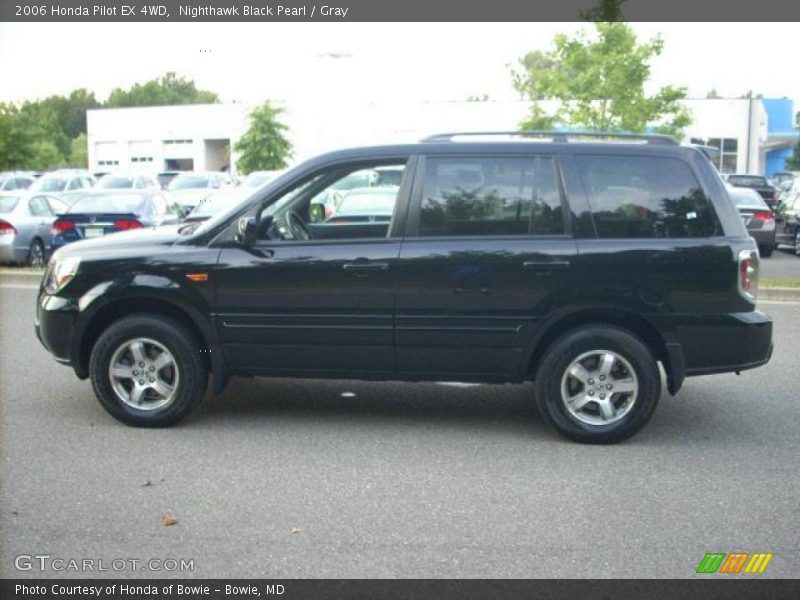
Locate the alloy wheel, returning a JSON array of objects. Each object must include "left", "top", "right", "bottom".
[
  {"left": 560, "top": 349, "right": 638, "bottom": 426},
  {"left": 108, "top": 337, "right": 180, "bottom": 411}
]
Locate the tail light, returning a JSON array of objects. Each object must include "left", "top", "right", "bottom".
[
  {"left": 51, "top": 220, "right": 74, "bottom": 236},
  {"left": 753, "top": 210, "right": 775, "bottom": 230},
  {"left": 0, "top": 220, "right": 16, "bottom": 235},
  {"left": 113, "top": 218, "right": 143, "bottom": 230},
  {"left": 738, "top": 249, "right": 759, "bottom": 302}
]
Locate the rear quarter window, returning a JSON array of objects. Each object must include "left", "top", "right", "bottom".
[{"left": 576, "top": 154, "right": 721, "bottom": 239}]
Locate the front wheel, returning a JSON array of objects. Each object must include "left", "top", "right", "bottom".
[
  {"left": 89, "top": 314, "right": 208, "bottom": 427},
  {"left": 795, "top": 230, "right": 800, "bottom": 257},
  {"left": 534, "top": 326, "right": 661, "bottom": 444}
]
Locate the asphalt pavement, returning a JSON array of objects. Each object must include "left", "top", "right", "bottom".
[
  {"left": 1, "top": 284, "right": 799, "bottom": 579},
  {"left": 763, "top": 245, "right": 800, "bottom": 279}
]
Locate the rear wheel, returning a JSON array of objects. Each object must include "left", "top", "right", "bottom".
[
  {"left": 759, "top": 244, "right": 773, "bottom": 258},
  {"left": 27, "top": 239, "right": 45, "bottom": 267},
  {"left": 795, "top": 230, "right": 800, "bottom": 257},
  {"left": 534, "top": 326, "right": 661, "bottom": 444},
  {"left": 89, "top": 314, "right": 208, "bottom": 427}
]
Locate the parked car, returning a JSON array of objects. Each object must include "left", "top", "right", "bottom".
[
  {"left": 726, "top": 185, "right": 776, "bottom": 257},
  {"left": 35, "top": 132, "right": 773, "bottom": 443},
  {"left": 96, "top": 173, "right": 160, "bottom": 191},
  {"left": 239, "top": 170, "right": 282, "bottom": 189},
  {"left": 0, "top": 171, "right": 37, "bottom": 191},
  {"left": 156, "top": 171, "right": 182, "bottom": 190},
  {"left": 166, "top": 171, "right": 233, "bottom": 212},
  {"left": 49, "top": 190, "right": 180, "bottom": 253},
  {"left": 726, "top": 174, "right": 779, "bottom": 210},
  {"left": 184, "top": 188, "right": 252, "bottom": 222},
  {"left": 28, "top": 170, "right": 95, "bottom": 204},
  {"left": 775, "top": 189, "right": 800, "bottom": 255},
  {"left": 0, "top": 192, "right": 69, "bottom": 266},
  {"left": 770, "top": 171, "right": 798, "bottom": 189}
]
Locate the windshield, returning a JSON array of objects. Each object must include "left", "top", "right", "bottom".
[
  {"left": 728, "top": 175, "right": 767, "bottom": 187},
  {"left": 69, "top": 193, "right": 146, "bottom": 214},
  {"left": 168, "top": 175, "right": 210, "bottom": 191},
  {"left": 97, "top": 176, "right": 134, "bottom": 189},
  {"left": 0, "top": 195, "right": 20, "bottom": 213},
  {"left": 30, "top": 177, "right": 67, "bottom": 192}
]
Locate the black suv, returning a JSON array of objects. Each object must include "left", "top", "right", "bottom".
[{"left": 35, "top": 132, "right": 773, "bottom": 443}]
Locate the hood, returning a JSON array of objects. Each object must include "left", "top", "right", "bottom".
[{"left": 52, "top": 224, "right": 183, "bottom": 260}]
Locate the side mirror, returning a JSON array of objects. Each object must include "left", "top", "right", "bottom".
[
  {"left": 235, "top": 217, "right": 257, "bottom": 245},
  {"left": 308, "top": 202, "right": 325, "bottom": 223}
]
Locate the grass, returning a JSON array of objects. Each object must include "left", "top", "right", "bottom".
[{"left": 761, "top": 277, "right": 800, "bottom": 289}]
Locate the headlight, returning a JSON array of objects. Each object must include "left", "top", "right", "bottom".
[{"left": 45, "top": 256, "right": 81, "bottom": 294}]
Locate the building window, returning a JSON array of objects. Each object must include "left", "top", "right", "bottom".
[
  {"left": 97, "top": 160, "right": 119, "bottom": 166},
  {"left": 163, "top": 139, "right": 192, "bottom": 145},
  {"left": 131, "top": 157, "right": 154, "bottom": 163},
  {"left": 707, "top": 138, "right": 738, "bottom": 173}
]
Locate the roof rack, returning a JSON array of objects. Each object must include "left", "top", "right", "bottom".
[{"left": 420, "top": 131, "right": 679, "bottom": 146}]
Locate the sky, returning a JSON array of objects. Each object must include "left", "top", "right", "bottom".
[{"left": 0, "top": 22, "right": 798, "bottom": 109}]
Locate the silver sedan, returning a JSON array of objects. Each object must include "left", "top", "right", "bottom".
[{"left": 0, "top": 192, "right": 69, "bottom": 266}]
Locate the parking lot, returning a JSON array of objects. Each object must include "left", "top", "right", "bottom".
[{"left": 1, "top": 278, "right": 799, "bottom": 579}]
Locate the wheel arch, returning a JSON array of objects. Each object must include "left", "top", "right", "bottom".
[
  {"left": 73, "top": 295, "right": 228, "bottom": 393},
  {"left": 523, "top": 307, "right": 684, "bottom": 395}
]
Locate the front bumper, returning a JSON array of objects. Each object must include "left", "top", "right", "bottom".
[{"left": 35, "top": 290, "right": 83, "bottom": 373}]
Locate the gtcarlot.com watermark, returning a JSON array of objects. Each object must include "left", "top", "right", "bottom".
[{"left": 14, "top": 554, "right": 195, "bottom": 573}]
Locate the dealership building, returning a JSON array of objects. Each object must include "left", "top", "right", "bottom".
[{"left": 86, "top": 96, "right": 798, "bottom": 177}]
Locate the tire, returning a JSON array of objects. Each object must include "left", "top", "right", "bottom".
[
  {"left": 27, "top": 239, "right": 45, "bottom": 268},
  {"left": 795, "top": 230, "right": 800, "bottom": 257},
  {"left": 759, "top": 244, "right": 773, "bottom": 258},
  {"left": 534, "top": 325, "right": 661, "bottom": 444},
  {"left": 89, "top": 314, "right": 208, "bottom": 427}
]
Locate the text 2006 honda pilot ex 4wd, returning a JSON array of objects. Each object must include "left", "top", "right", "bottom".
[{"left": 35, "top": 132, "right": 774, "bottom": 443}]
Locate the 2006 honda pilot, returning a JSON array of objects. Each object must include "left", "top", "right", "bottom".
[{"left": 35, "top": 132, "right": 773, "bottom": 443}]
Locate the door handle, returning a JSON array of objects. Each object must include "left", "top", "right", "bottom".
[
  {"left": 522, "top": 260, "right": 571, "bottom": 273},
  {"left": 343, "top": 262, "right": 389, "bottom": 272},
  {"left": 343, "top": 262, "right": 389, "bottom": 278}
]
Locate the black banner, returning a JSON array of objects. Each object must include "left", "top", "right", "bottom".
[
  {"left": 2, "top": 0, "right": 800, "bottom": 22},
  {"left": 3, "top": 580, "right": 800, "bottom": 600}
]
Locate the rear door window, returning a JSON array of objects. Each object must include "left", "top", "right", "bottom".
[
  {"left": 419, "top": 156, "right": 565, "bottom": 237},
  {"left": 576, "top": 155, "right": 721, "bottom": 238}
]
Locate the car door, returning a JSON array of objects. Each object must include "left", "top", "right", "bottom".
[
  {"left": 213, "top": 157, "right": 415, "bottom": 377},
  {"left": 28, "top": 195, "right": 55, "bottom": 241},
  {"left": 395, "top": 154, "right": 578, "bottom": 380},
  {"left": 775, "top": 193, "right": 800, "bottom": 245}
]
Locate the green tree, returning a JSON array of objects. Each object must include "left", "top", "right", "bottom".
[
  {"left": 106, "top": 72, "right": 218, "bottom": 108},
  {"left": 69, "top": 133, "right": 88, "bottom": 168},
  {"left": 786, "top": 139, "right": 800, "bottom": 170},
  {"left": 580, "top": 0, "right": 626, "bottom": 21},
  {"left": 511, "top": 22, "right": 691, "bottom": 137},
  {"left": 234, "top": 102, "right": 292, "bottom": 174},
  {"left": 0, "top": 103, "right": 68, "bottom": 170}
]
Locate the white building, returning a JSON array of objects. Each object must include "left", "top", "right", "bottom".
[{"left": 86, "top": 96, "right": 797, "bottom": 178}]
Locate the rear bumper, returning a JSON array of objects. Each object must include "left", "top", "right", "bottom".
[
  {"left": 748, "top": 229, "right": 776, "bottom": 247},
  {"left": 664, "top": 310, "right": 773, "bottom": 380},
  {"left": 0, "top": 236, "right": 27, "bottom": 263}
]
